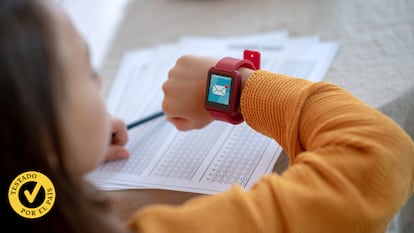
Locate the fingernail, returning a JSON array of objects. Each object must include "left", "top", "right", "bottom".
[{"left": 118, "top": 151, "right": 129, "bottom": 158}]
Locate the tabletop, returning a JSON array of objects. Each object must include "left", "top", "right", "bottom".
[{"left": 99, "top": 0, "right": 414, "bottom": 221}]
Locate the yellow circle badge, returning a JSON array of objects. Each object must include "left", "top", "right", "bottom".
[{"left": 8, "top": 171, "right": 56, "bottom": 219}]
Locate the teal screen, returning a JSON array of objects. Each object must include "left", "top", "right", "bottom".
[{"left": 208, "top": 74, "right": 232, "bottom": 105}]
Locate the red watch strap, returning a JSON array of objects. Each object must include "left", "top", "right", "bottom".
[
  {"left": 208, "top": 57, "right": 256, "bottom": 124},
  {"left": 209, "top": 110, "right": 244, "bottom": 124},
  {"left": 215, "top": 57, "right": 256, "bottom": 71}
]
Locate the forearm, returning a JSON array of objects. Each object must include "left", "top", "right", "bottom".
[
  {"left": 240, "top": 70, "right": 414, "bottom": 231},
  {"left": 241, "top": 70, "right": 414, "bottom": 163}
]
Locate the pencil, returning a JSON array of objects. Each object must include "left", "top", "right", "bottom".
[{"left": 126, "top": 111, "right": 165, "bottom": 130}]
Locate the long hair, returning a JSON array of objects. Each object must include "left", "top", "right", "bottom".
[{"left": 0, "top": 0, "right": 129, "bottom": 232}]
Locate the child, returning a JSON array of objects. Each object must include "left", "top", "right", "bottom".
[
  {"left": 1, "top": 0, "right": 129, "bottom": 231},
  {"left": 1, "top": 0, "right": 413, "bottom": 232}
]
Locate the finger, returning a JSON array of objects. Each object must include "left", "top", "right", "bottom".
[
  {"left": 104, "top": 145, "right": 130, "bottom": 162},
  {"left": 167, "top": 117, "right": 193, "bottom": 131},
  {"left": 162, "top": 97, "right": 191, "bottom": 121},
  {"left": 111, "top": 118, "right": 128, "bottom": 145}
]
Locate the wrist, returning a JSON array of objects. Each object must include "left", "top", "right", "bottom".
[
  {"left": 204, "top": 57, "right": 256, "bottom": 124},
  {"left": 239, "top": 68, "right": 254, "bottom": 92},
  {"left": 238, "top": 68, "right": 254, "bottom": 112}
]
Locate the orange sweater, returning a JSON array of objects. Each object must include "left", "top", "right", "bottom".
[{"left": 127, "top": 71, "right": 414, "bottom": 233}]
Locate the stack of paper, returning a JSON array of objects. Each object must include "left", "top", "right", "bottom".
[{"left": 86, "top": 31, "right": 340, "bottom": 194}]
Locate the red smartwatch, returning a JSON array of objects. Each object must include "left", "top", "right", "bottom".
[{"left": 204, "top": 57, "right": 257, "bottom": 124}]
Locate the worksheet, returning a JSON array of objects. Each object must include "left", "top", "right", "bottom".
[{"left": 86, "top": 31, "right": 340, "bottom": 194}]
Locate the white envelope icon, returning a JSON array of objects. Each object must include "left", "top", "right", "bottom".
[{"left": 212, "top": 85, "right": 226, "bottom": 96}]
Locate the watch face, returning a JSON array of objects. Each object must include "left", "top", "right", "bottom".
[
  {"left": 207, "top": 74, "right": 232, "bottom": 106},
  {"left": 205, "top": 69, "right": 241, "bottom": 113}
]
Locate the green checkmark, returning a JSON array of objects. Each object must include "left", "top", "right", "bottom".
[{"left": 24, "top": 182, "right": 42, "bottom": 203}]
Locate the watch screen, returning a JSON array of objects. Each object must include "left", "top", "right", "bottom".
[{"left": 207, "top": 74, "right": 232, "bottom": 106}]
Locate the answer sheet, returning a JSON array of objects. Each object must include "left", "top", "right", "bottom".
[{"left": 87, "top": 31, "right": 340, "bottom": 194}]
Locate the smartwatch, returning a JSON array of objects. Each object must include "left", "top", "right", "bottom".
[{"left": 204, "top": 57, "right": 256, "bottom": 124}]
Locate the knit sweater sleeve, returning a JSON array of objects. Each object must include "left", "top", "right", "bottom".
[{"left": 126, "top": 70, "right": 414, "bottom": 233}]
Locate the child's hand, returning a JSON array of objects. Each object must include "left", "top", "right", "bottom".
[
  {"left": 103, "top": 116, "right": 129, "bottom": 161},
  {"left": 162, "top": 55, "right": 216, "bottom": 131}
]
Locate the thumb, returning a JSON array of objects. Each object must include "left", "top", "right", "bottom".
[{"left": 104, "top": 145, "right": 130, "bottom": 162}]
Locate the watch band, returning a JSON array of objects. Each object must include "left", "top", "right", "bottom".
[
  {"left": 209, "top": 57, "right": 256, "bottom": 124},
  {"left": 215, "top": 57, "right": 257, "bottom": 71}
]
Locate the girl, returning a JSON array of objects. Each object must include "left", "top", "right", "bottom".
[{"left": 1, "top": 0, "right": 129, "bottom": 231}]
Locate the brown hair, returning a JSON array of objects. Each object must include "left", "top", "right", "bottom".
[{"left": 0, "top": 0, "right": 130, "bottom": 232}]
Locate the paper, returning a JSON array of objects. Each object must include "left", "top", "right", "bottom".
[{"left": 86, "top": 31, "right": 340, "bottom": 194}]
